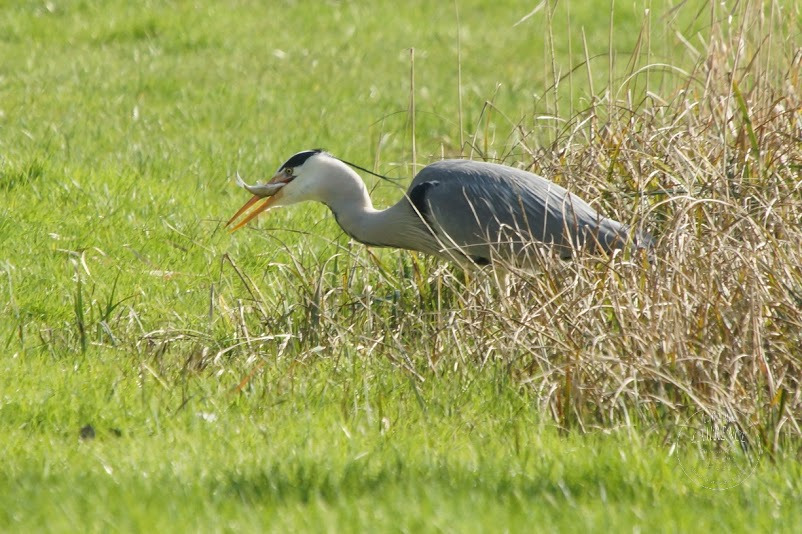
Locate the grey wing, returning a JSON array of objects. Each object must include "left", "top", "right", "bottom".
[{"left": 408, "top": 159, "right": 628, "bottom": 262}]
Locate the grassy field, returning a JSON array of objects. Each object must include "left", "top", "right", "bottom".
[{"left": 2, "top": 0, "right": 802, "bottom": 531}]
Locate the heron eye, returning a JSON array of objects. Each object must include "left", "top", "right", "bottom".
[{"left": 284, "top": 167, "right": 294, "bottom": 177}]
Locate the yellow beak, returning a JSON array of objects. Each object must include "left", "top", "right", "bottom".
[{"left": 226, "top": 173, "right": 291, "bottom": 232}]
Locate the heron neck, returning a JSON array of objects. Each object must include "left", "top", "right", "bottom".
[
  {"left": 324, "top": 183, "right": 432, "bottom": 252},
  {"left": 326, "top": 193, "right": 394, "bottom": 247}
]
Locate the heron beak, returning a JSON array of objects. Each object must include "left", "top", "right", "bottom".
[{"left": 226, "top": 172, "right": 291, "bottom": 231}]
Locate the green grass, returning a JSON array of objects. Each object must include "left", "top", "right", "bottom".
[
  {"left": 2, "top": 0, "right": 802, "bottom": 531},
  {"left": 2, "top": 355, "right": 800, "bottom": 532}
]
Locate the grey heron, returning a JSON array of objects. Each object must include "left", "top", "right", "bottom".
[{"left": 226, "top": 149, "right": 648, "bottom": 266}]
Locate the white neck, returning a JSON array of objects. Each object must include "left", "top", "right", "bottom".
[{"left": 321, "top": 162, "right": 436, "bottom": 254}]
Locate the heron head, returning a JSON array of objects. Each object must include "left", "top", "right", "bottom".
[{"left": 226, "top": 149, "right": 330, "bottom": 231}]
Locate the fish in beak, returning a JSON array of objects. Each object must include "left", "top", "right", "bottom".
[{"left": 226, "top": 172, "right": 291, "bottom": 231}]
